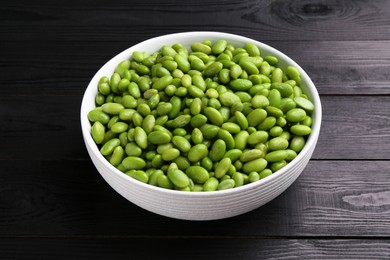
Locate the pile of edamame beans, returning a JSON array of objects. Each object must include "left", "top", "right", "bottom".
[{"left": 88, "top": 39, "right": 314, "bottom": 191}]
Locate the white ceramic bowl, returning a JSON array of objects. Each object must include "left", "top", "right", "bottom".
[{"left": 80, "top": 32, "right": 322, "bottom": 221}]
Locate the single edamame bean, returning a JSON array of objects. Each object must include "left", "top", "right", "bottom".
[
  {"left": 88, "top": 109, "right": 110, "bottom": 124},
  {"left": 188, "top": 144, "right": 208, "bottom": 162},
  {"left": 230, "top": 64, "right": 242, "bottom": 79},
  {"left": 168, "top": 167, "right": 190, "bottom": 188},
  {"left": 203, "top": 177, "right": 219, "bottom": 191},
  {"left": 271, "top": 160, "right": 287, "bottom": 172},
  {"left": 287, "top": 66, "right": 301, "bottom": 84},
  {"left": 209, "top": 139, "right": 226, "bottom": 162},
  {"left": 294, "top": 96, "right": 315, "bottom": 112},
  {"left": 186, "top": 166, "right": 210, "bottom": 184},
  {"left": 259, "top": 169, "right": 272, "bottom": 179},
  {"left": 247, "top": 130, "right": 268, "bottom": 145},
  {"left": 134, "top": 127, "right": 148, "bottom": 149},
  {"left": 100, "top": 138, "right": 120, "bottom": 156},
  {"left": 234, "top": 111, "right": 248, "bottom": 130},
  {"left": 264, "top": 150, "right": 288, "bottom": 162},
  {"left": 157, "top": 174, "right": 174, "bottom": 189},
  {"left": 271, "top": 68, "right": 283, "bottom": 83},
  {"left": 242, "top": 158, "right": 267, "bottom": 174},
  {"left": 270, "top": 83, "right": 293, "bottom": 98},
  {"left": 101, "top": 102, "right": 125, "bottom": 115},
  {"left": 217, "top": 179, "right": 235, "bottom": 190},
  {"left": 122, "top": 156, "right": 146, "bottom": 170},
  {"left": 219, "top": 92, "right": 241, "bottom": 107},
  {"left": 268, "top": 137, "right": 289, "bottom": 151},
  {"left": 212, "top": 39, "right": 228, "bottom": 54},
  {"left": 239, "top": 59, "right": 259, "bottom": 75},
  {"left": 125, "top": 142, "right": 142, "bottom": 157},
  {"left": 244, "top": 42, "right": 260, "bottom": 57},
  {"left": 110, "top": 146, "right": 124, "bottom": 166},
  {"left": 290, "top": 136, "right": 305, "bottom": 152},
  {"left": 232, "top": 172, "right": 244, "bottom": 187},
  {"left": 234, "top": 130, "right": 249, "bottom": 150},
  {"left": 162, "top": 148, "right": 180, "bottom": 161},
  {"left": 290, "top": 125, "right": 312, "bottom": 136},
  {"left": 111, "top": 122, "right": 129, "bottom": 133},
  {"left": 286, "top": 108, "right": 307, "bottom": 123},
  {"left": 148, "top": 130, "right": 171, "bottom": 145},
  {"left": 229, "top": 79, "right": 253, "bottom": 91},
  {"left": 91, "top": 121, "right": 105, "bottom": 144},
  {"left": 222, "top": 149, "right": 242, "bottom": 163},
  {"left": 251, "top": 95, "right": 269, "bottom": 109},
  {"left": 248, "top": 171, "right": 260, "bottom": 182},
  {"left": 247, "top": 108, "right": 267, "bottom": 127},
  {"left": 191, "top": 42, "right": 212, "bottom": 55},
  {"left": 240, "top": 149, "right": 263, "bottom": 162},
  {"left": 218, "top": 129, "right": 235, "bottom": 150},
  {"left": 203, "top": 107, "right": 224, "bottom": 126},
  {"left": 215, "top": 157, "right": 231, "bottom": 178},
  {"left": 172, "top": 135, "right": 191, "bottom": 153}
]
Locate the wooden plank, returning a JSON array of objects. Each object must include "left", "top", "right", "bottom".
[
  {"left": 1, "top": 0, "right": 390, "bottom": 42},
  {"left": 0, "top": 238, "right": 389, "bottom": 259},
  {"left": 1, "top": 95, "right": 389, "bottom": 160},
  {"left": 0, "top": 95, "right": 87, "bottom": 160},
  {"left": 1, "top": 40, "right": 389, "bottom": 96},
  {"left": 314, "top": 96, "right": 390, "bottom": 159},
  {"left": 1, "top": 160, "right": 390, "bottom": 236}
]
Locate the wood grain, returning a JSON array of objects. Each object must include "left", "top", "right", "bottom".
[
  {"left": 1, "top": 0, "right": 389, "bottom": 257},
  {"left": 1, "top": 238, "right": 390, "bottom": 259},
  {"left": 1, "top": 40, "right": 389, "bottom": 96},
  {"left": 1, "top": 160, "right": 390, "bottom": 236},
  {"left": 1, "top": 95, "right": 389, "bottom": 160},
  {"left": 1, "top": 0, "right": 390, "bottom": 42}
]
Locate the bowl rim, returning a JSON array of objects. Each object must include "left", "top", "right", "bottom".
[{"left": 80, "top": 31, "right": 322, "bottom": 197}]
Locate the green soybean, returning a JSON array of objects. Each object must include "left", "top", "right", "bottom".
[
  {"left": 172, "top": 136, "right": 191, "bottom": 152},
  {"left": 203, "top": 177, "right": 219, "bottom": 191},
  {"left": 209, "top": 139, "right": 226, "bottom": 162},
  {"left": 294, "top": 96, "right": 315, "bottom": 112},
  {"left": 217, "top": 179, "right": 235, "bottom": 190},
  {"left": 91, "top": 121, "right": 105, "bottom": 144},
  {"left": 219, "top": 92, "right": 241, "bottom": 107},
  {"left": 240, "top": 149, "right": 263, "bottom": 162},
  {"left": 203, "top": 107, "right": 223, "bottom": 126},
  {"left": 110, "top": 146, "right": 125, "bottom": 166},
  {"left": 247, "top": 108, "right": 267, "bottom": 127},
  {"left": 223, "top": 149, "right": 243, "bottom": 162},
  {"left": 134, "top": 127, "right": 148, "bottom": 149},
  {"left": 259, "top": 169, "right": 272, "bottom": 179},
  {"left": 157, "top": 174, "right": 174, "bottom": 189},
  {"left": 100, "top": 138, "right": 120, "bottom": 156},
  {"left": 264, "top": 150, "right": 288, "bottom": 162},
  {"left": 230, "top": 79, "right": 253, "bottom": 91},
  {"left": 186, "top": 166, "right": 210, "bottom": 184},
  {"left": 168, "top": 167, "right": 190, "bottom": 188},
  {"left": 268, "top": 137, "right": 289, "bottom": 151},
  {"left": 290, "top": 125, "right": 312, "bottom": 136},
  {"left": 234, "top": 111, "right": 248, "bottom": 130},
  {"left": 188, "top": 144, "right": 208, "bottom": 162},
  {"left": 122, "top": 156, "right": 146, "bottom": 170},
  {"left": 234, "top": 130, "right": 249, "bottom": 150},
  {"left": 88, "top": 109, "right": 110, "bottom": 124},
  {"left": 242, "top": 158, "right": 267, "bottom": 174}
]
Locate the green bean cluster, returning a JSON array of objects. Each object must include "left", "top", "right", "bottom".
[{"left": 88, "top": 39, "right": 315, "bottom": 191}]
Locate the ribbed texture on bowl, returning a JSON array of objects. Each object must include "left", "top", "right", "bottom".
[{"left": 81, "top": 32, "right": 322, "bottom": 220}]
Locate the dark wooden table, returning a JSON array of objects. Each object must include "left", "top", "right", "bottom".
[{"left": 1, "top": 0, "right": 390, "bottom": 259}]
